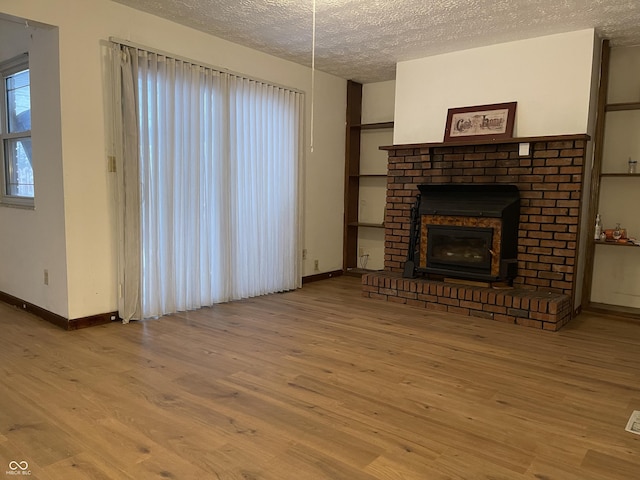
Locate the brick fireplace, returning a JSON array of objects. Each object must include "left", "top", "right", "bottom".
[{"left": 362, "top": 134, "right": 590, "bottom": 331}]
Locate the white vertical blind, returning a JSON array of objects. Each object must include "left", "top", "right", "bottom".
[{"left": 113, "top": 43, "right": 303, "bottom": 321}]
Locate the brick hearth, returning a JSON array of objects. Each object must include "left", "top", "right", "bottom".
[
  {"left": 362, "top": 134, "right": 589, "bottom": 330},
  {"left": 362, "top": 271, "right": 572, "bottom": 331}
]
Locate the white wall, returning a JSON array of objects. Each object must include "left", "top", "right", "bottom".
[
  {"left": 301, "top": 72, "right": 347, "bottom": 276},
  {"left": 361, "top": 81, "right": 396, "bottom": 125},
  {"left": 0, "top": 0, "right": 346, "bottom": 319},
  {"left": 0, "top": 18, "right": 68, "bottom": 317},
  {"left": 394, "top": 29, "right": 597, "bottom": 144},
  {"left": 607, "top": 45, "right": 640, "bottom": 104}
]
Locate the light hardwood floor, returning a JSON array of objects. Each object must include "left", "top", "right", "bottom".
[{"left": 1, "top": 276, "right": 639, "bottom": 479}]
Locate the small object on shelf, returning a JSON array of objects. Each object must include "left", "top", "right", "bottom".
[
  {"left": 594, "top": 213, "right": 602, "bottom": 240},
  {"left": 613, "top": 223, "right": 623, "bottom": 240},
  {"left": 603, "top": 226, "right": 627, "bottom": 241},
  {"left": 359, "top": 253, "right": 369, "bottom": 269},
  {"left": 629, "top": 157, "right": 637, "bottom": 174},
  {"left": 599, "top": 231, "right": 607, "bottom": 241}
]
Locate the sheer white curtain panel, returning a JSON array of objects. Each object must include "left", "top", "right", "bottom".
[{"left": 112, "top": 43, "right": 303, "bottom": 320}]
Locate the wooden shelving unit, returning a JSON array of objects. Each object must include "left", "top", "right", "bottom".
[
  {"left": 343, "top": 80, "right": 393, "bottom": 274},
  {"left": 582, "top": 40, "right": 640, "bottom": 319}
]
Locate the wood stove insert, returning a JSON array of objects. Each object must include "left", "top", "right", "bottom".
[{"left": 404, "top": 184, "right": 520, "bottom": 282}]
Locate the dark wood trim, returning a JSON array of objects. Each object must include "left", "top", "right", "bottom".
[
  {"left": 583, "top": 302, "right": 640, "bottom": 322},
  {"left": 380, "top": 133, "right": 591, "bottom": 151},
  {"left": 0, "top": 290, "right": 68, "bottom": 329},
  {"left": 582, "top": 39, "right": 610, "bottom": 312},
  {"left": 600, "top": 173, "right": 640, "bottom": 177},
  {"left": 594, "top": 239, "right": 640, "bottom": 248},
  {"left": 0, "top": 289, "right": 119, "bottom": 330},
  {"left": 605, "top": 102, "right": 640, "bottom": 112},
  {"left": 353, "top": 122, "right": 394, "bottom": 130},
  {"left": 68, "top": 312, "right": 120, "bottom": 330},
  {"left": 573, "top": 304, "right": 582, "bottom": 317},
  {"left": 344, "top": 80, "right": 363, "bottom": 271},
  {"left": 302, "top": 270, "right": 343, "bottom": 284},
  {"left": 348, "top": 222, "right": 385, "bottom": 228}
]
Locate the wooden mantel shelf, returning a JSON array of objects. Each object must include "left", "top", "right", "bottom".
[{"left": 379, "top": 133, "right": 590, "bottom": 151}]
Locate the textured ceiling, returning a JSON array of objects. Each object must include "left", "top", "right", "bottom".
[{"left": 110, "top": 0, "right": 640, "bottom": 83}]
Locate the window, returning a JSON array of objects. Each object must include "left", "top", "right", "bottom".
[{"left": 0, "top": 54, "right": 33, "bottom": 207}]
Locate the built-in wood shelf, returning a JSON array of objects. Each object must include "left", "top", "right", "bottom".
[
  {"left": 594, "top": 240, "right": 640, "bottom": 247},
  {"left": 345, "top": 267, "right": 382, "bottom": 276},
  {"left": 344, "top": 79, "right": 394, "bottom": 271},
  {"left": 348, "top": 222, "right": 385, "bottom": 229},
  {"left": 605, "top": 102, "right": 640, "bottom": 112},
  {"left": 350, "top": 121, "right": 394, "bottom": 130},
  {"left": 600, "top": 173, "right": 640, "bottom": 177}
]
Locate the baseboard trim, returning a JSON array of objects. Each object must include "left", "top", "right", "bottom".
[
  {"left": 68, "top": 312, "right": 120, "bottom": 330},
  {"left": 0, "top": 290, "right": 69, "bottom": 329},
  {"left": 302, "top": 270, "right": 343, "bottom": 284},
  {"left": 0, "top": 290, "right": 119, "bottom": 330},
  {"left": 583, "top": 301, "right": 640, "bottom": 322}
]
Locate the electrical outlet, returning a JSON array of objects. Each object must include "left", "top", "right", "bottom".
[
  {"left": 302, "top": 249, "right": 307, "bottom": 260},
  {"left": 44, "top": 269, "right": 49, "bottom": 285},
  {"left": 314, "top": 259, "right": 319, "bottom": 271}
]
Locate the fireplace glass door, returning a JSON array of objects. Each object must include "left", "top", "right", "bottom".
[{"left": 426, "top": 225, "right": 494, "bottom": 274}]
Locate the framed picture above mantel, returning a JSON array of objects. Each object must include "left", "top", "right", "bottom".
[{"left": 443, "top": 102, "right": 517, "bottom": 142}]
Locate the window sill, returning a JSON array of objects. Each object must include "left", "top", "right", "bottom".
[{"left": 0, "top": 200, "right": 35, "bottom": 210}]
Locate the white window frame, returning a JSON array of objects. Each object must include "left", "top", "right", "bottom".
[{"left": 0, "top": 53, "right": 33, "bottom": 208}]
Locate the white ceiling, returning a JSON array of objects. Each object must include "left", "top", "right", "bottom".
[{"left": 110, "top": 0, "right": 640, "bottom": 84}]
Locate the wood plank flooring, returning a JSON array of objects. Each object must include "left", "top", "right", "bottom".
[{"left": 1, "top": 275, "right": 639, "bottom": 479}]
